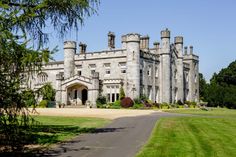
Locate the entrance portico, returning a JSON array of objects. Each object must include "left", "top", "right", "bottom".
[{"left": 57, "top": 73, "right": 99, "bottom": 108}]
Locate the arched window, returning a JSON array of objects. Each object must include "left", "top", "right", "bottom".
[{"left": 37, "top": 72, "right": 48, "bottom": 84}]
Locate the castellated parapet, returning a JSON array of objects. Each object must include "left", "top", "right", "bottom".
[
  {"left": 125, "top": 33, "right": 141, "bottom": 43},
  {"left": 161, "top": 28, "right": 170, "bottom": 39},
  {"left": 174, "top": 36, "right": 183, "bottom": 44}
]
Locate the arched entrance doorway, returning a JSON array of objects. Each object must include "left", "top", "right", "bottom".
[
  {"left": 67, "top": 84, "right": 88, "bottom": 106},
  {"left": 82, "top": 89, "right": 88, "bottom": 105}
]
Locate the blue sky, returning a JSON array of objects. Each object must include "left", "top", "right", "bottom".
[{"left": 47, "top": 0, "right": 236, "bottom": 81}]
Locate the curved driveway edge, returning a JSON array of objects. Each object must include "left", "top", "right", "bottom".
[{"left": 41, "top": 112, "right": 181, "bottom": 157}]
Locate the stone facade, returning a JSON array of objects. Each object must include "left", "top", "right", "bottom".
[{"left": 25, "top": 29, "right": 199, "bottom": 107}]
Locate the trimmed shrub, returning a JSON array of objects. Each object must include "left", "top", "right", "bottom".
[
  {"left": 38, "top": 100, "right": 48, "bottom": 108},
  {"left": 132, "top": 103, "right": 144, "bottom": 109},
  {"left": 161, "top": 102, "right": 170, "bottom": 109},
  {"left": 153, "top": 103, "right": 161, "bottom": 108},
  {"left": 96, "top": 95, "right": 107, "bottom": 108},
  {"left": 121, "top": 97, "right": 134, "bottom": 108},
  {"left": 144, "top": 100, "right": 152, "bottom": 108},
  {"left": 110, "top": 100, "right": 121, "bottom": 109},
  {"left": 134, "top": 97, "right": 142, "bottom": 104},
  {"left": 177, "top": 100, "right": 184, "bottom": 106}
]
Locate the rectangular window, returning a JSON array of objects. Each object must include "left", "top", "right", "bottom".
[
  {"left": 112, "top": 93, "right": 115, "bottom": 102},
  {"left": 121, "top": 69, "right": 126, "bottom": 73},
  {"left": 116, "top": 93, "right": 119, "bottom": 100},
  {"left": 105, "top": 69, "right": 110, "bottom": 75},
  {"left": 78, "top": 71, "right": 82, "bottom": 76},
  {"left": 155, "top": 68, "right": 158, "bottom": 78}
]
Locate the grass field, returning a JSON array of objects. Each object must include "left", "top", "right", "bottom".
[
  {"left": 164, "top": 108, "right": 236, "bottom": 118},
  {"left": 136, "top": 108, "right": 236, "bottom": 157},
  {"left": 30, "top": 116, "right": 110, "bottom": 146}
]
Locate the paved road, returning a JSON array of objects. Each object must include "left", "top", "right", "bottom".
[{"left": 43, "top": 112, "right": 180, "bottom": 157}]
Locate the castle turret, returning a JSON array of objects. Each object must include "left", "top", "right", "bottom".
[
  {"left": 64, "top": 41, "right": 76, "bottom": 79},
  {"left": 174, "top": 36, "right": 184, "bottom": 102},
  {"left": 125, "top": 33, "right": 140, "bottom": 99},
  {"left": 160, "top": 28, "right": 171, "bottom": 103}
]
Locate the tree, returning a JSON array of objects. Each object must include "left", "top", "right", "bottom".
[
  {"left": 0, "top": 0, "right": 100, "bottom": 152},
  {"left": 39, "top": 83, "right": 56, "bottom": 101},
  {"left": 199, "top": 73, "right": 208, "bottom": 101},
  {"left": 119, "top": 86, "right": 125, "bottom": 100},
  {"left": 206, "top": 60, "right": 236, "bottom": 108}
]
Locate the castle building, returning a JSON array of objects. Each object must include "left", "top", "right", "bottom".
[{"left": 26, "top": 29, "right": 199, "bottom": 107}]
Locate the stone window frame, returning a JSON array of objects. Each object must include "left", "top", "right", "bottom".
[
  {"left": 77, "top": 70, "right": 82, "bottom": 76},
  {"left": 37, "top": 72, "right": 48, "bottom": 84},
  {"left": 147, "top": 65, "right": 151, "bottom": 77},
  {"left": 155, "top": 67, "right": 158, "bottom": 78},
  {"left": 104, "top": 63, "right": 111, "bottom": 76},
  {"left": 106, "top": 85, "right": 120, "bottom": 102},
  {"left": 119, "top": 62, "right": 126, "bottom": 74},
  {"left": 89, "top": 64, "right": 96, "bottom": 69}
]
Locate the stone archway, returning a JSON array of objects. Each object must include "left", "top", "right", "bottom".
[{"left": 66, "top": 84, "right": 88, "bottom": 106}]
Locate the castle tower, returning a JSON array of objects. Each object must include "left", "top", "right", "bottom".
[
  {"left": 160, "top": 29, "right": 171, "bottom": 103},
  {"left": 175, "top": 36, "right": 184, "bottom": 102},
  {"left": 125, "top": 33, "right": 141, "bottom": 99},
  {"left": 64, "top": 41, "right": 76, "bottom": 79}
]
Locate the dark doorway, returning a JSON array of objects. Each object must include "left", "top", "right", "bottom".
[{"left": 82, "top": 89, "right": 88, "bottom": 105}]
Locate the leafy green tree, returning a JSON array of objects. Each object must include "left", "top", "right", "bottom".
[
  {"left": 119, "top": 86, "right": 125, "bottom": 100},
  {"left": 206, "top": 60, "right": 236, "bottom": 108},
  {"left": 39, "top": 83, "right": 56, "bottom": 101},
  {"left": 199, "top": 73, "right": 208, "bottom": 101},
  {"left": 0, "top": 0, "right": 99, "bottom": 151}
]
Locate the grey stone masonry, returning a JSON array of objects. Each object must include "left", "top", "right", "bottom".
[{"left": 24, "top": 28, "right": 199, "bottom": 107}]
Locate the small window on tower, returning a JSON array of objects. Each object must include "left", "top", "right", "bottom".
[
  {"left": 91, "top": 70, "right": 95, "bottom": 75},
  {"left": 105, "top": 69, "right": 110, "bottom": 75},
  {"left": 78, "top": 71, "right": 82, "bottom": 76}
]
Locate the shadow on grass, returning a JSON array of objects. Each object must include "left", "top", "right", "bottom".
[{"left": 0, "top": 125, "right": 125, "bottom": 157}]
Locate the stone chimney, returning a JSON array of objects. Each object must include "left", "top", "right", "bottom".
[
  {"left": 189, "top": 46, "right": 193, "bottom": 55},
  {"left": 140, "top": 35, "right": 149, "bottom": 49},
  {"left": 108, "top": 32, "right": 115, "bottom": 49},
  {"left": 184, "top": 46, "right": 188, "bottom": 55},
  {"left": 153, "top": 42, "right": 160, "bottom": 50},
  {"left": 79, "top": 42, "right": 87, "bottom": 54}
]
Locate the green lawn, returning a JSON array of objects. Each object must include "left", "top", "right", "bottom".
[
  {"left": 164, "top": 108, "right": 236, "bottom": 118},
  {"left": 136, "top": 108, "right": 236, "bottom": 157},
  {"left": 30, "top": 116, "right": 110, "bottom": 146}
]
